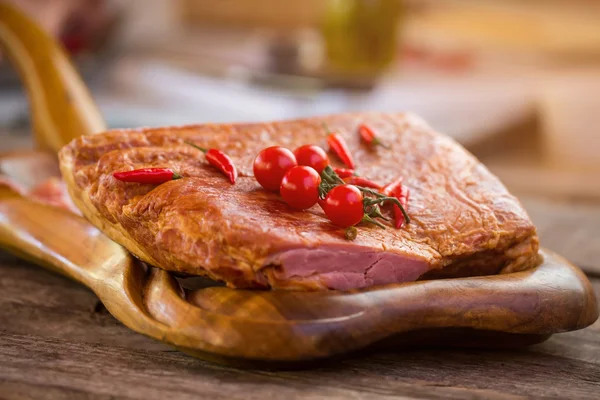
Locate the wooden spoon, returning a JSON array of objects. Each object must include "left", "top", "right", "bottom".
[{"left": 0, "top": 2, "right": 105, "bottom": 151}]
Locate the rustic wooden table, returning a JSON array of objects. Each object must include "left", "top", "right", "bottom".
[
  {"left": 1, "top": 194, "right": 600, "bottom": 400},
  {"left": 2, "top": 102, "right": 600, "bottom": 398}
]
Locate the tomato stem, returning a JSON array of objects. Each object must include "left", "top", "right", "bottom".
[
  {"left": 356, "top": 186, "right": 385, "bottom": 198},
  {"left": 372, "top": 137, "right": 390, "bottom": 149},
  {"left": 365, "top": 204, "right": 388, "bottom": 221},
  {"left": 362, "top": 215, "right": 386, "bottom": 229},
  {"left": 322, "top": 165, "right": 345, "bottom": 184},
  {"left": 318, "top": 165, "right": 345, "bottom": 198},
  {"left": 362, "top": 193, "right": 410, "bottom": 224},
  {"left": 345, "top": 226, "right": 358, "bottom": 240}
]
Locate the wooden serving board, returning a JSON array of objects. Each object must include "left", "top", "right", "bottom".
[
  {"left": 0, "top": 182, "right": 597, "bottom": 366},
  {"left": 0, "top": 2, "right": 597, "bottom": 367}
]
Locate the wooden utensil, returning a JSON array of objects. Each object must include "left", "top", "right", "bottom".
[
  {"left": 0, "top": 183, "right": 597, "bottom": 365},
  {"left": 0, "top": 3, "right": 597, "bottom": 366},
  {"left": 0, "top": 2, "right": 105, "bottom": 152}
]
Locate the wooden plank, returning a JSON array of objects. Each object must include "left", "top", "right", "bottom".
[
  {"left": 0, "top": 333, "right": 525, "bottom": 400},
  {"left": 520, "top": 197, "right": 600, "bottom": 275},
  {"left": 1, "top": 253, "right": 600, "bottom": 399},
  {"left": 0, "top": 381, "right": 122, "bottom": 400},
  {"left": 490, "top": 163, "right": 600, "bottom": 200},
  {"left": 0, "top": 255, "right": 167, "bottom": 352}
]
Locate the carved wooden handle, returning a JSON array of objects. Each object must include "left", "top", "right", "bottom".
[
  {"left": 0, "top": 187, "right": 170, "bottom": 345},
  {"left": 0, "top": 3, "right": 105, "bottom": 153}
]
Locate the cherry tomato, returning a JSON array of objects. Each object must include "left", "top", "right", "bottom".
[
  {"left": 293, "top": 145, "right": 329, "bottom": 174},
  {"left": 253, "top": 146, "right": 298, "bottom": 191},
  {"left": 280, "top": 166, "right": 321, "bottom": 210},
  {"left": 322, "top": 184, "right": 364, "bottom": 228}
]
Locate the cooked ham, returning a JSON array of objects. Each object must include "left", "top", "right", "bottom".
[
  {"left": 262, "top": 247, "right": 430, "bottom": 290},
  {"left": 58, "top": 112, "right": 540, "bottom": 290}
]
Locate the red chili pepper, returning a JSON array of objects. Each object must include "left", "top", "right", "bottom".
[
  {"left": 392, "top": 186, "right": 410, "bottom": 228},
  {"left": 113, "top": 168, "right": 181, "bottom": 184},
  {"left": 359, "top": 123, "right": 389, "bottom": 148},
  {"left": 382, "top": 177, "right": 403, "bottom": 196},
  {"left": 324, "top": 124, "right": 355, "bottom": 169},
  {"left": 382, "top": 178, "right": 410, "bottom": 228},
  {"left": 186, "top": 142, "right": 238, "bottom": 184},
  {"left": 332, "top": 167, "right": 355, "bottom": 179},
  {"left": 344, "top": 176, "right": 382, "bottom": 189}
]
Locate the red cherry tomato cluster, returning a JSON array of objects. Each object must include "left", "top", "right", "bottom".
[
  {"left": 252, "top": 129, "right": 410, "bottom": 239},
  {"left": 252, "top": 144, "right": 365, "bottom": 228},
  {"left": 253, "top": 145, "right": 326, "bottom": 210}
]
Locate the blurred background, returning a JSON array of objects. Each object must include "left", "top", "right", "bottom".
[{"left": 1, "top": 0, "right": 599, "bottom": 268}]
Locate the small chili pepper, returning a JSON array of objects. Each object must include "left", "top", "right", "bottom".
[
  {"left": 332, "top": 167, "right": 355, "bottom": 179},
  {"left": 186, "top": 142, "right": 237, "bottom": 184},
  {"left": 392, "top": 186, "right": 410, "bottom": 228},
  {"left": 113, "top": 168, "right": 181, "bottom": 184},
  {"left": 382, "top": 177, "right": 403, "bottom": 197},
  {"left": 382, "top": 178, "right": 410, "bottom": 228},
  {"left": 324, "top": 123, "right": 356, "bottom": 169},
  {"left": 359, "top": 123, "right": 389, "bottom": 148},
  {"left": 344, "top": 176, "right": 382, "bottom": 189}
]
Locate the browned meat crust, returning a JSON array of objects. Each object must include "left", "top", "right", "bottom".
[{"left": 59, "top": 112, "right": 539, "bottom": 290}]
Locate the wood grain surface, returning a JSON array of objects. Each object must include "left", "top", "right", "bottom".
[
  {"left": 1, "top": 186, "right": 596, "bottom": 366},
  {"left": 523, "top": 197, "right": 600, "bottom": 276},
  {"left": 1, "top": 250, "right": 600, "bottom": 399}
]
